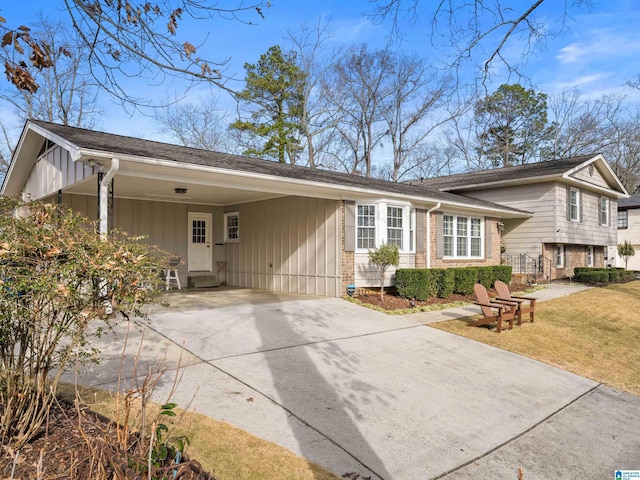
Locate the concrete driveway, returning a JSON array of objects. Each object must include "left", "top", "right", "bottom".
[{"left": 75, "top": 288, "right": 640, "bottom": 479}]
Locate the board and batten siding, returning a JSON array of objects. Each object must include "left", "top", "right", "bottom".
[
  {"left": 23, "top": 146, "right": 95, "bottom": 200},
  {"left": 224, "top": 196, "right": 342, "bottom": 297},
  {"left": 462, "top": 183, "right": 555, "bottom": 255},
  {"left": 61, "top": 193, "right": 221, "bottom": 286}
]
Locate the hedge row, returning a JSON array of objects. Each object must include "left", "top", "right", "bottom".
[
  {"left": 574, "top": 267, "right": 638, "bottom": 284},
  {"left": 396, "top": 266, "right": 512, "bottom": 300}
]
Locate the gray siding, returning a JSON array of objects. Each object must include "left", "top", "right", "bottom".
[
  {"left": 556, "top": 184, "right": 617, "bottom": 246},
  {"left": 225, "top": 196, "right": 342, "bottom": 297},
  {"left": 24, "top": 146, "right": 94, "bottom": 199},
  {"left": 62, "top": 193, "right": 220, "bottom": 286},
  {"left": 463, "top": 183, "right": 556, "bottom": 255},
  {"left": 570, "top": 164, "right": 609, "bottom": 189},
  {"left": 464, "top": 182, "right": 617, "bottom": 255}
]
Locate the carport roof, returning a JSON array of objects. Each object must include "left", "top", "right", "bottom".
[{"left": 8, "top": 120, "right": 531, "bottom": 217}]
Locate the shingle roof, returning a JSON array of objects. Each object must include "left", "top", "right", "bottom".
[
  {"left": 29, "top": 120, "right": 530, "bottom": 215},
  {"left": 618, "top": 194, "right": 640, "bottom": 209},
  {"left": 407, "top": 155, "right": 598, "bottom": 190}
]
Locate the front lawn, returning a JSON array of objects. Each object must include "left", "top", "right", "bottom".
[{"left": 431, "top": 281, "right": 640, "bottom": 395}]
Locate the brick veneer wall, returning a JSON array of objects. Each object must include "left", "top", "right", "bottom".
[
  {"left": 429, "top": 214, "right": 503, "bottom": 268},
  {"left": 542, "top": 243, "right": 606, "bottom": 280},
  {"left": 341, "top": 201, "right": 355, "bottom": 296}
]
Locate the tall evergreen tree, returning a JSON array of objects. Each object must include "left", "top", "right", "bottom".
[
  {"left": 474, "top": 84, "right": 551, "bottom": 168},
  {"left": 231, "top": 45, "right": 306, "bottom": 163}
]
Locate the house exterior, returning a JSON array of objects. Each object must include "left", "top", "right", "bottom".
[
  {"left": 2, "top": 120, "right": 529, "bottom": 297},
  {"left": 410, "top": 155, "right": 629, "bottom": 282},
  {"left": 617, "top": 195, "right": 640, "bottom": 270}
]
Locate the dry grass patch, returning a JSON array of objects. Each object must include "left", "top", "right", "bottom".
[
  {"left": 57, "top": 384, "right": 341, "bottom": 480},
  {"left": 431, "top": 281, "right": 640, "bottom": 395}
]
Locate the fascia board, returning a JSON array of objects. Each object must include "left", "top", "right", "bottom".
[
  {"left": 562, "top": 154, "right": 629, "bottom": 197},
  {"left": 84, "top": 149, "right": 531, "bottom": 218}
]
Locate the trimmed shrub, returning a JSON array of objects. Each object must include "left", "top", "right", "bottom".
[
  {"left": 453, "top": 267, "right": 478, "bottom": 295},
  {"left": 608, "top": 269, "right": 620, "bottom": 282},
  {"left": 576, "top": 270, "right": 609, "bottom": 283},
  {"left": 440, "top": 268, "right": 455, "bottom": 297},
  {"left": 477, "top": 266, "right": 494, "bottom": 288},
  {"left": 396, "top": 269, "right": 431, "bottom": 301},
  {"left": 493, "top": 265, "right": 512, "bottom": 283}
]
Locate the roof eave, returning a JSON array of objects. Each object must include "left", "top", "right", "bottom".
[{"left": 81, "top": 149, "right": 531, "bottom": 218}]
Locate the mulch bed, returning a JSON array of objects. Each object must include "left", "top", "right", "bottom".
[
  {"left": 1, "top": 400, "right": 213, "bottom": 480},
  {"left": 354, "top": 285, "right": 530, "bottom": 312}
]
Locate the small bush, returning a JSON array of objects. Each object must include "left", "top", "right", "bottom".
[
  {"left": 440, "top": 269, "right": 456, "bottom": 297},
  {"left": 608, "top": 269, "right": 620, "bottom": 282}
]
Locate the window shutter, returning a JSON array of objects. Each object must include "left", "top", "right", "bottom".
[
  {"left": 416, "top": 208, "right": 425, "bottom": 253},
  {"left": 344, "top": 201, "right": 355, "bottom": 252},
  {"left": 566, "top": 186, "right": 571, "bottom": 221},
  {"left": 608, "top": 199, "right": 612, "bottom": 227},
  {"left": 485, "top": 217, "right": 493, "bottom": 259},
  {"left": 436, "top": 211, "right": 444, "bottom": 259}
]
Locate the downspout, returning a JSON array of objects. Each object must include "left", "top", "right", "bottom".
[
  {"left": 99, "top": 158, "right": 119, "bottom": 238},
  {"left": 426, "top": 202, "right": 441, "bottom": 269}
]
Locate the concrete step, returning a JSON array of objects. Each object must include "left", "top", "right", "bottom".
[{"left": 189, "top": 275, "right": 220, "bottom": 288}]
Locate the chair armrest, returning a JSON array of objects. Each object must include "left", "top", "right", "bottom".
[
  {"left": 496, "top": 297, "right": 522, "bottom": 305},
  {"left": 474, "top": 301, "right": 505, "bottom": 310},
  {"left": 509, "top": 295, "right": 537, "bottom": 301}
]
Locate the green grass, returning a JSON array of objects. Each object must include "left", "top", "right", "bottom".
[{"left": 431, "top": 281, "right": 640, "bottom": 395}]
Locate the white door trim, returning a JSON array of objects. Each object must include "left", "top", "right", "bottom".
[{"left": 187, "top": 212, "right": 212, "bottom": 272}]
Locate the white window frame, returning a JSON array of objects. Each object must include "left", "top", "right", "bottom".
[
  {"left": 387, "top": 205, "right": 404, "bottom": 250},
  {"left": 224, "top": 212, "right": 240, "bottom": 243},
  {"left": 569, "top": 187, "right": 580, "bottom": 222},
  {"left": 355, "top": 202, "right": 414, "bottom": 253},
  {"left": 586, "top": 246, "right": 594, "bottom": 267},
  {"left": 443, "top": 214, "right": 484, "bottom": 259},
  {"left": 599, "top": 196, "right": 609, "bottom": 226},
  {"left": 357, "top": 204, "right": 377, "bottom": 250},
  {"left": 555, "top": 244, "right": 565, "bottom": 268}
]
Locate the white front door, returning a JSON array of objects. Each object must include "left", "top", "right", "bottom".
[{"left": 188, "top": 212, "right": 212, "bottom": 272}]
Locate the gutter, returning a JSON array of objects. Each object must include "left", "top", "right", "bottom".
[
  {"left": 99, "top": 158, "right": 119, "bottom": 237},
  {"left": 426, "top": 203, "right": 441, "bottom": 269}
]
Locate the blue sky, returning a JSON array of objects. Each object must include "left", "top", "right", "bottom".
[{"left": 2, "top": 0, "right": 640, "bottom": 141}]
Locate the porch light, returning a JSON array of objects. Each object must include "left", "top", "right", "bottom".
[
  {"left": 497, "top": 221, "right": 505, "bottom": 233},
  {"left": 174, "top": 187, "right": 188, "bottom": 195}
]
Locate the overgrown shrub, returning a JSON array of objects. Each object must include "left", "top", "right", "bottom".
[
  {"left": 453, "top": 267, "right": 478, "bottom": 295},
  {"left": 0, "top": 198, "right": 166, "bottom": 449}
]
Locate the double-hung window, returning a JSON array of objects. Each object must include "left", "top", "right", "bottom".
[
  {"left": 387, "top": 206, "right": 403, "bottom": 249},
  {"left": 569, "top": 188, "right": 580, "bottom": 222},
  {"left": 555, "top": 244, "right": 565, "bottom": 267},
  {"left": 356, "top": 203, "right": 414, "bottom": 252},
  {"left": 224, "top": 212, "right": 239, "bottom": 242},
  {"left": 443, "top": 214, "right": 483, "bottom": 258},
  {"left": 357, "top": 205, "right": 376, "bottom": 249},
  {"left": 599, "top": 197, "right": 609, "bottom": 226},
  {"left": 618, "top": 210, "right": 628, "bottom": 229}
]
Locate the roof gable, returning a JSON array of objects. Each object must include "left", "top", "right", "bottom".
[{"left": 411, "top": 154, "right": 628, "bottom": 198}]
